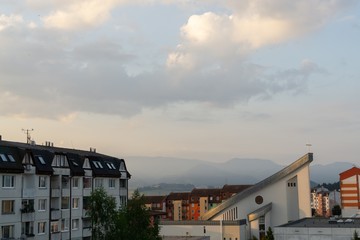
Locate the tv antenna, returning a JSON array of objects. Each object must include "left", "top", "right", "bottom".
[
  {"left": 22, "top": 128, "right": 34, "bottom": 144},
  {"left": 306, "top": 143, "right": 312, "bottom": 152}
]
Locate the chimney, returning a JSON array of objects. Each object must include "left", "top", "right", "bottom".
[{"left": 90, "top": 147, "right": 96, "bottom": 153}]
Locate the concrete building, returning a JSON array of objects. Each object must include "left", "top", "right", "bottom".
[
  {"left": 0, "top": 139, "right": 130, "bottom": 240},
  {"left": 160, "top": 153, "right": 313, "bottom": 240},
  {"left": 166, "top": 192, "right": 191, "bottom": 221},
  {"left": 274, "top": 217, "right": 360, "bottom": 240},
  {"left": 311, "top": 187, "right": 331, "bottom": 217},
  {"left": 340, "top": 166, "right": 360, "bottom": 217}
]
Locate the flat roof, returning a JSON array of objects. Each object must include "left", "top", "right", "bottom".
[{"left": 277, "top": 218, "right": 360, "bottom": 228}]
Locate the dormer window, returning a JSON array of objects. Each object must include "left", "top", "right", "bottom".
[
  {"left": 52, "top": 155, "right": 68, "bottom": 167},
  {"left": 93, "top": 161, "right": 99, "bottom": 168},
  {"left": 72, "top": 160, "right": 79, "bottom": 167},
  {"left": 83, "top": 158, "right": 90, "bottom": 169},
  {"left": 106, "top": 162, "right": 116, "bottom": 170},
  {"left": 7, "top": 155, "right": 15, "bottom": 162},
  {"left": 120, "top": 162, "right": 125, "bottom": 170},
  {"left": 0, "top": 154, "right": 7, "bottom": 162},
  {"left": 38, "top": 156, "right": 46, "bottom": 165}
]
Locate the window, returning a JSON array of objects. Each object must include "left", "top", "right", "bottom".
[
  {"left": 83, "top": 158, "right": 91, "bottom": 169},
  {"left": 38, "top": 199, "right": 46, "bottom": 211},
  {"left": 38, "top": 156, "right": 46, "bottom": 165},
  {"left": 2, "top": 175, "right": 15, "bottom": 188},
  {"left": 120, "top": 162, "right": 125, "bottom": 170},
  {"left": 62, "top": 176, "right": 69, "bottom": 189},
  {"left": 21, "top": 221, "right": 34, "bottom": 236},
  {"left": 7, "top": 155, "right": 15, "bottom": 162},
  {"left": 83, "top": 197, "right": 90, "bottom": 210},
  {"left": 120, "top": 179, "right": 126, "bottom": 188},
  {"left": 38, "top": 222, "right": 46, "bottom": 234},
  {"left": 2, "top": 200, "right": 15, "bottom": 214},
  {"left": 21, "top": 199, "right": 35, "bottom": 213},
  {"left": 61, "top": 197, "right": 69, "bottom": 209},
  {"left": 95, "top": 179, "right": 103, "bottom": 188},
  {"left": 72, "top": 198, "right": 79, "bottom": 209},
  {"left": 106, "top": 162, "right": 116, "bottom": 170},
  {"left": 120, "top": 196, "right": 127, "bottom": 206},
  {"left": 83, "top": 177, "right": 92, "bottom": 188},
  {"left": 0, "top": 154, "right": 7, "bottom": 162},
  {"left": 39, "top": 176, "right": 46, "bottom": 188},
  {"left": 93, "top": 161, "right": 103, "bottom": 169},
  {"left": 61, "top": 219, "right": 69, "bottom": 232},
  {"left": 1, "top": 225, "right": 14, "bottom": 238},
  {"left": 72, "top": 219, "right": 79, "bottom": 230},
  {"left": 109, "top": 179, "right": 115, "bottom": 188},
  {"left": 72, "top": 178, "right": 79, "bottom": 188},
  {"left": 51, "top": 221, "right": 59, "bottom": 233}
]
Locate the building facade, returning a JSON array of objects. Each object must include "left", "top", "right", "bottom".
[
  {"left": 311, "top": 187, "right": 330, "bottom": 217},
  {"left": 339, "top": 166, "right": 360, "bottom": 217},
  {"left": 160, "top": 153, "right": 313, "bottom": 240},
  {"left": 0, "top": 139, "right": 130, "bottom": 240}
]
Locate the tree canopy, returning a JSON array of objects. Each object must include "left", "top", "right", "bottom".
[{"left": 87, "top": 188, "right": 161, "bottom": 240}]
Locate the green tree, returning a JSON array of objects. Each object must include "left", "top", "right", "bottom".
[
  {"left": 119, "top": 190, "right": 162, "bottom": 240},
  {"left": 87, "top": 187, "right": 117, "bottom": 240},
  {"left": 332, "top": 205, "right": 341, "bottom": 216},
  {"left": 353, "top": 230, "right": 360, "bottom": 240},
  {"left": 88, "top": 188, "right": 161, "bottom": 240},
  {"left": 265, "top": 227, "right": 274, "bottom": 240}
]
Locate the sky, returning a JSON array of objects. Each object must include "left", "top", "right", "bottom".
[{"left": 0, "top": 0, "right": 359, "bottom": 165}]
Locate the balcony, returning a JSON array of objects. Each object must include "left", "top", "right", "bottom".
[
  {"left": 51, "top": 188, "right": 61, "bottom": 198},
  {"left": 51, "top": 209, "right": 61, "bottom": 220},
  {"left": 83, "top": 227, "right": 92, "bottom": 237},
  {"left": 51, "top": 231, "right": 61, "bottom": 240},
  {"left": 22, "top": 189, "right": 35, "bottom": 198}
]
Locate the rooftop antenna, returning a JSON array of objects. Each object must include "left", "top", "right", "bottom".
[
  {"left": 22, "top": 128, "right": 34, "bottom": 144},
  {"left": 306, "top": 143, "right": 312, "bottom": 153}
]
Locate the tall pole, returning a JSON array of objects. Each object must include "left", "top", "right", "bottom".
[{"left": 22, "top": 128, "right": 34, "bottom": 144}]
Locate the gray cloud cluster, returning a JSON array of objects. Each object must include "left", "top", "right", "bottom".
[{"left": 0, "top": 0, "right": 355, "bottom": 120}]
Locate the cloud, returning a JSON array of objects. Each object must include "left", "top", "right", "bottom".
[
  {"left": 0, "top": 0, "right": 355, "bottom": 120},
  {"left": 42, "top": 0, "right": 119, "bottom": 30},
  {"left": 167, "top": 0, "right": 356, "bottom": 69},
  {"left": 0, "top": 14, "right": 23, "bottom": 31}
]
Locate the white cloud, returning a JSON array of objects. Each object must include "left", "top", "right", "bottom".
[
  {"left": 167, "top": 0, "right": 356, "bottom": 69},
  {"left": 42, "top": 0, "right": 121, "bottom": 30},
  {"left": 0, "top": 14, "right": 23, "bottom": 31}
]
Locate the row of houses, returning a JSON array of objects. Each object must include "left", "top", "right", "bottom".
[
  {"left": 144, "top": 184, "right": 252, "bottom": 221},
  {"left": 0, "top": 138, "right": 130, "bottom": 240}
]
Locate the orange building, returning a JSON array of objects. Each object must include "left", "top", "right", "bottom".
[
  {"left": 339, "top": 166, "right": 360, "bottom": 217},
  {"left": 189, "top": 188, "right": 222, "bottom": 220}
]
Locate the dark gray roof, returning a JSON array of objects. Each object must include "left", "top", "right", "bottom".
[
  {"left": 276, "top": 217, "right": 360, "bottom": 228},
  {"left": 31, "top": 148, "right": 54, "bottom": 175},
  {"left": 0, "top": 139, "right": 130, "bottom": 177},
  {"left": 0, "top": 145, "right": 25, "bottom": 173},
  {"left": 202, "top": 153, "right": 313, "bottom": 220}
]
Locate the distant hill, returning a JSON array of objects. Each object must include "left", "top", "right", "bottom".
[{"left": 125, "top": 156, "right": 354, "bottom": 191}]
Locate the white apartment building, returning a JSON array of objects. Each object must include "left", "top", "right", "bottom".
[{"left": 0, "top": 138, "right": 130, "bottom": 240}]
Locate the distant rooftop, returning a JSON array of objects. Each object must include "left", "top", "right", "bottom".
[{"left": 277, "top": 217, "right": 360, "bottom": 228}]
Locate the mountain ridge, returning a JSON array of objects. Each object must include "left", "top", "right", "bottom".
[{"left": 125, "top": 156, "right": 353, "bottom": 191}]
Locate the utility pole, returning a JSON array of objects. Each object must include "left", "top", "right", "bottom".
[{"left": 22, "top": 128, "right": 34, "bottom": 144}]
